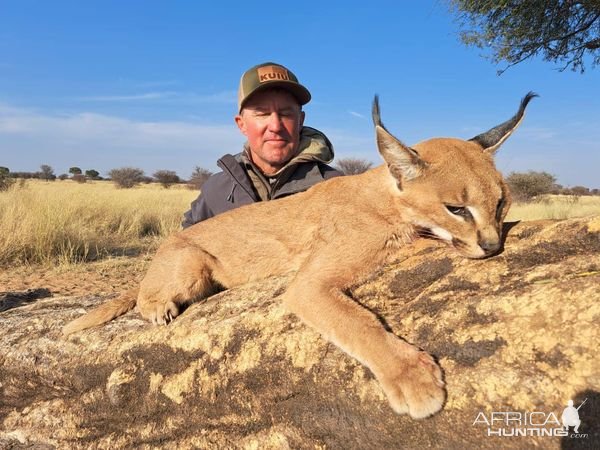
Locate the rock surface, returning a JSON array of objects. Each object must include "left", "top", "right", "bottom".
[{"left": 1, "top": 217, "right": 599, "bottom": 449}]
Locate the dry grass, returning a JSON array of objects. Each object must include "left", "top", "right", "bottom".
[
  {"left": 1, "top": 180, "right": 598, "bottom": 269},
  {"left": 506, "top": 195, "right": 600, "bottom": 221},
  {"left": 0, "top": 179, "right": 196, "bottom": 266}
]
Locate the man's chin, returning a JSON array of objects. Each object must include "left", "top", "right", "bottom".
[{"left": 265, "top": 140, "right": 290, "bottom": 149}]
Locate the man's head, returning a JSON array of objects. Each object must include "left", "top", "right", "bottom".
[{"left": 235, "top": 63, "right": 310, "bottom": 175}]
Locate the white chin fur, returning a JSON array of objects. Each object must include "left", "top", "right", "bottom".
[{"left": 430, "top": 226, "right": 453, "bottom": 241}]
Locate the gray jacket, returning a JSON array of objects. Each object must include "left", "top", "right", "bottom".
[{"left": 182, "top": 127, "right": 343, "bottom": 228}]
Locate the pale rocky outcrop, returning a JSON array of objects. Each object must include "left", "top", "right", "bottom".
[{"left": 1, "top": 217, "right": 599, "bottom": 449}]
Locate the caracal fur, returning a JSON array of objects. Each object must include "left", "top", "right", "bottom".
[{"left": 64, "top": 93, "right": 536, "bottom": 419}]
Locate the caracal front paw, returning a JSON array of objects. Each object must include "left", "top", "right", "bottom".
[
  {"left": 137, "top": 298, "right": 180, "bottom": 325},
  {"left": 379, "top": 345, "right": 445, "bottom": 419}
]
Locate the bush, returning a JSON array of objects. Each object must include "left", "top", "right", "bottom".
[
  {"left": 38, "top": 165, "right": 56, "bottom": 182},
  {"left": 72, "top": 174, "right": 87, "bottom": 183},
  {"left": 0, "top": 167, "right": 15, "bottom": 192},
  {"left": 85, "top": 169, "right": 100, "bottom": 180},
  {"left": 108, "top": 167, "right": 145, "bottom": 189},
  {"left": 568, "top": 186, "right": 590, "bottom": 196},
  {"left": 335, "top": 158, "right": 373, "bottom": 175},
  {"left": 187, "top": 166, "right": 213, "bottom": 190},
  {"left": 506, "top": 171, "right": 558, "bottom": 202},
  {"left": 153, "top": 170, "right": 181, "bottom": 189}
]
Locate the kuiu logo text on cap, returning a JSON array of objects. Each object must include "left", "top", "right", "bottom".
[{"left": 257, "top": 65, "right": 291, "bottom": 83}]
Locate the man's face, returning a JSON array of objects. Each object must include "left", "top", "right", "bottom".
[{"left": 235, "top": 89, "right": 305, "bottom": 175}]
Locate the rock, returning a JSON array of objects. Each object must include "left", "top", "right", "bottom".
[{"left": 1, "top": 218, "right": 599, "bottom": 449}]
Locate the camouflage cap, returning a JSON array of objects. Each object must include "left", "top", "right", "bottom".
[{"left": 237, "top": 62, "right": 311, "bottom": 112}]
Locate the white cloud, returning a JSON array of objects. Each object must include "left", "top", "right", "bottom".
[
  {"left": 0, "top": 102, "right": 244, "bottom": 177},
  {"left": 77, "top": 92, "right": 177, "bottom": 102},
  {"left": 137, "top": 79, "right": 181, "bottom": 88},
  {"left": 75, "top": 90, "right": 237, "bottom": 104},
  {"left": 348, "top": 110, "right": 366, "bottom": 119}
]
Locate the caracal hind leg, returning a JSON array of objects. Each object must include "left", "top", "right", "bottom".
[
  {"left": 137, "top": 246, "right": 218, "bottom": 325},
  {"left": 282, "top": 276, "right": 445, "bottom": 418}
]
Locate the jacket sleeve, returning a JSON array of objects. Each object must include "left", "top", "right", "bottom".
[{"left": 181, "top": 193, "right": 214, "bottom": 229}]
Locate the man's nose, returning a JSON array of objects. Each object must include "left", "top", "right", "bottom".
[{"left": 267, "top": 113, "right": 282, "bottom": 131}]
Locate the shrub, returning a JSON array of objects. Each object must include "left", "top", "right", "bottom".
[
  {"left": 108, "top": 167, "right": 145, "bottom": 189},
  {"left": 506, "top": 171, "right": 558, "bottom": 202},
  {"left": 85, "top": 169, "right": 100, "bottom": 180},
  {"left": 569, "top": 186, "right": 590, "bottom": 196},
  {"left": 72, "top": 174, "right": 87, "bottom": 183},
  {"left": 335, "top": 158, "right": 373, "bottom": 175},
  {"left": 187, "top": 166, "right": 213, "bottom": 190},
  {"left": 39, "top": 165, "right": 56, "bottom": 182},
  {"left": 0, "top": 167, "right": 15, "bottom": 192},
  {"left": 153, "top": 170, "right": 181, "bottom": 189}
]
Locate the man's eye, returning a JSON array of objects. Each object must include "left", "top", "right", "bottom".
[{"left": 446, "top": 205, "right": 471, "bottom": 219}]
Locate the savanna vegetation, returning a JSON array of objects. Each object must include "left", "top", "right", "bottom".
[
  {"left": 0, "top": 179, "right": 196, "bottom": 267},
  {"left": 449, "top": 0, "right": 600, "bottom": 73},
  {"left": 0, "top": 169, "right": 598, "bottom": 268}
]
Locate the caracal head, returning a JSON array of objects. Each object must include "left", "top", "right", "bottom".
[{"left": 373, "top": 93, "right": 537, "bottom": 259}]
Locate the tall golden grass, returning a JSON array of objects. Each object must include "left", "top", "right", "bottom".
[
  {"left": 0, "top": 180, "right": 196, "bottom": 266},
  {"left": 506, "top": 195, "right": 600, "bottom": 221},
  {"left": 1, "top": 180, "right": 599, "bottom": 267}
]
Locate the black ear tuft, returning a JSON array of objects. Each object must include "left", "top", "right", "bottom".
[
  {"left": 372, "top": 95, "right": 383, "bottom": 128},
  {"left": 469, "top": 91, "right": 539, "bottom": 154}
]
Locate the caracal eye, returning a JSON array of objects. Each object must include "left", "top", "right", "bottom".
[
  {"left": 495, "top": 197, "right": 506, "bottom": 221},
  {"left": 445, "top": 205, "right": 472, "bottom": 219}
]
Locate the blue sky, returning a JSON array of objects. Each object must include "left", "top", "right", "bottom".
[{"left": 1, "top": 1, "right": 598, "bottom": 187}]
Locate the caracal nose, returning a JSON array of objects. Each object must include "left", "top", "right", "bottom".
[{"left": 479, "top": 239, "right": 500, "bottom": 254}]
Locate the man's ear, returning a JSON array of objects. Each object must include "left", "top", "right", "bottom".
[
  {"left": 299, "top": 110, "right": 305, "bottom": 128},
  {"left": 235, "top": 113, "right": 247, "bottom": 136}
]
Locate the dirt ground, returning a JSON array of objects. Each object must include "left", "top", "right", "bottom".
[{"left": 0, "top": 256, "right": 152, "bottom": 297}]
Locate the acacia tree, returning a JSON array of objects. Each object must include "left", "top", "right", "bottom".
[
  {"left": 108, "top": 167, "right": 145, "bottom": 189},
  {"left": 39, "top": 164, "right": 56, "bottom": 181},
  {"left": 449, "top": 0, "right": 600, "bottom": 73},
  {"left": 187, "top": 166, "right": 213, "bottom": 190},
  {"left": 0, "top": 167, "right": 15, "bottom": 191},
  {"left": 153, "top": 170, "right": 181, "bottom": 189},
  {"left": 506, "top": 171, "right": 559, "bottom": 201},
  {"left": 335, "top": 158, "right": 373, "bottom": 175},
  {"left": 85, "top": 169, "right": 100, "bottom": 179}
]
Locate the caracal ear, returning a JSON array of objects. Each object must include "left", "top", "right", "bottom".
[
  {"left": 372, "top": 95, "right": 427, "bottom": 185},
  {"left": 470, "top": 91, "right": 538, "bottom": 155}
]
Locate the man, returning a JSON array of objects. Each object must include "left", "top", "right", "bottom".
[{"left": 182, "top": 62, "right": 342, "bottom": 228}]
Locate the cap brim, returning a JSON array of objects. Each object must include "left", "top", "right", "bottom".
[{"left": 240, "top": 81, "right": 311, "bottom": 112}]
